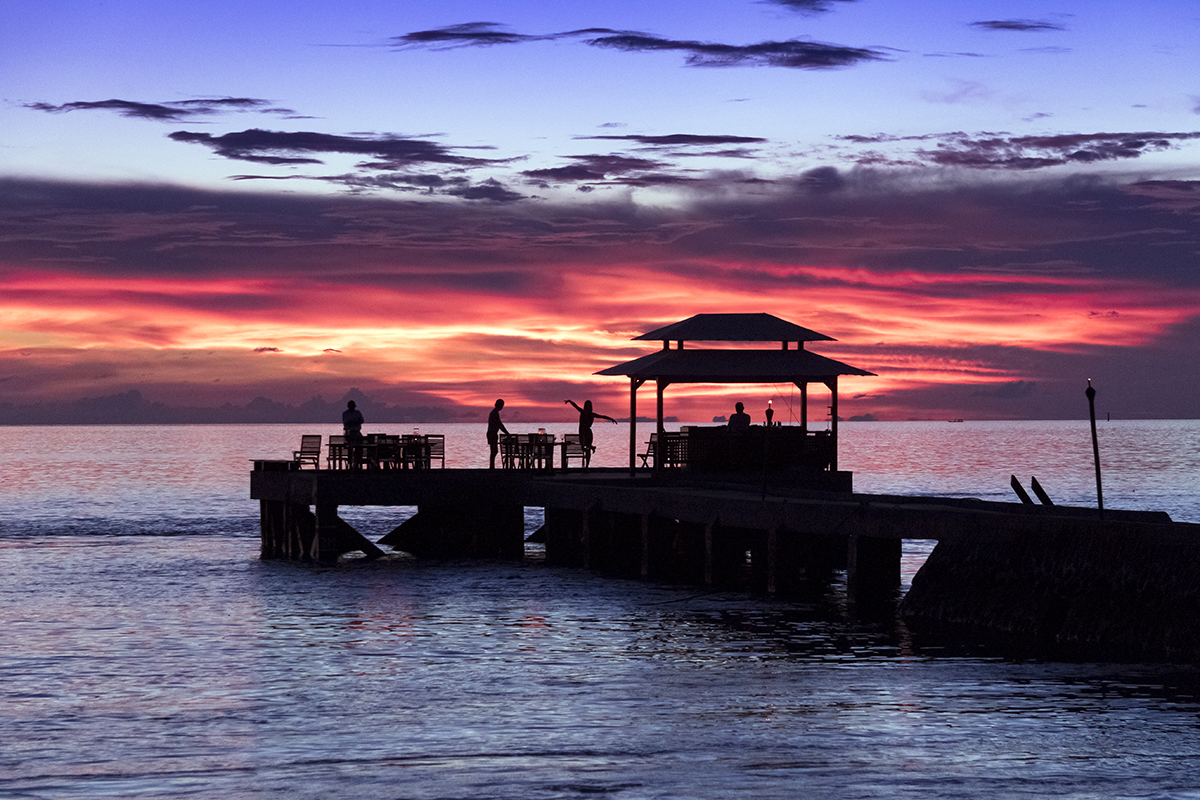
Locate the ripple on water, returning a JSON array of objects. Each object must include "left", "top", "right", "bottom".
[{"left": 4, "top": 533, "right": 1200, "bottom": 798}]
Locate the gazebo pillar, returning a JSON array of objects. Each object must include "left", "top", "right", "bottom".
[
  {"left": 656, "top": 379, "right": 667, "bottom": 474},
  {"left": 825, "top": 376, "right": 839, "bottom": 471},
  {"left": 797, "top": 382, "right": 809, "bottom": 433},
  {"left": 629, "top": 377, "right": 645, "bottom": 475}
]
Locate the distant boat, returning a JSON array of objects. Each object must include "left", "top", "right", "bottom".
[{"left": 948, "top": 418, "right": 964, "bottom": 423}]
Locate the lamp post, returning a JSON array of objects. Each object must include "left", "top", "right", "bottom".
[{"left": 762, "top": 401, "right": 774, "bottom": 499}]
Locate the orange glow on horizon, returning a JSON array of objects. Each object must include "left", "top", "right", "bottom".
[{"left": 5, "top": 253, "right": 1200, "bottom": 418}]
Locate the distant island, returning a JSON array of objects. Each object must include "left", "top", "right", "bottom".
[
  {"left": 0, "top": 389, "right": 683, "bottom": 426},
  {"left": 0, "top": 389, "right": 477, "bottom": 426}
]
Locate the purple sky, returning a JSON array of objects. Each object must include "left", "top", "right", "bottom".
[{"left": 3, "top": 0, "right": 1200, "bottom": 421}]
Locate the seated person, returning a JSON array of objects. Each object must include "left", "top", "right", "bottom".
[{"left": 727, "top": 402, "right": 751, "bottom": 432}]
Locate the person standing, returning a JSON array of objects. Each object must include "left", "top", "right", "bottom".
[
  {"left": 565, "top": 399, "right": 616, "bottom": 469},
  {"left": 487, "top": 399, "right": 508, "bottom": 469},
  {"left": 342, "top": 400, "right": 365, "bottom": 469}
]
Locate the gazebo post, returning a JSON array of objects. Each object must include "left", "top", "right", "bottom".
[
  {"left": 629, "top": 377, "right": 645, "bottom": 475},
  {"left": 797, "top": 381, "right": 808, "bottom": 433},
  {"left": 656, "top": 379, "right": 667, "bottom": 474},
  {"left": 826, "top": 377, "right": 839, "bottom": 471}
]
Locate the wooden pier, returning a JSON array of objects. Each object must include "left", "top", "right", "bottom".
[{"left": 250, "top": 462, "right": 1177, "bottom": 611}]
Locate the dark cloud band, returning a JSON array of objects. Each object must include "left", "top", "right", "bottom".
[
  {"left": 971, "top": 19, "right": 1066, "bottom": 32},
  {"left": 763, "top": 0, "right": 858, "bottom": 13},
  {"left": 922, "top": 131, "right": 1200, "bottom": 170},
  {"left": 392, "top": 22, "right": 887, "bottom": 69},
  {"left": 168, "top": 128, "right": 497, "bottom": 168},
  {"left": 838, "top": 130, "right": 1200, "bottom": 170},
  {"left": 25, "top": 97, "right": 293, "bottom": 121},
  {"left": 585, "top": 134, "right": 768, "bottom": 146}
]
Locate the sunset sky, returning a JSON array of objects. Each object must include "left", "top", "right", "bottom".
[{"left": 3, "top": 0, "right": 1200, "bottom": 422}]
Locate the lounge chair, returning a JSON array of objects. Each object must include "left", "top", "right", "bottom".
[{"left": 293, "top": 435, "right": 322, "bottom": 469}]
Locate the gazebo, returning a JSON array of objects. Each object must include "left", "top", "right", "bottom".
[{"left": 595, "top": 313, "right": 874, "bottom": 475}]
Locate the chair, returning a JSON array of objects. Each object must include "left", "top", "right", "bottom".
[
  {"left": 561, "top": 434, "right": 588, "bottom": 469},
  {"left": 530, "top": 433, "right": 555, "bottom": 471},
  {"left": 637, "top": 433, "right": 658, "bottom": 468},
  {"left": 425, "top": 434, "right": 445, "bottom": 468},
  {"left": 399, "top": 435, "right": 428, "bottom": 469},
  {"left": 293, "top": 435, "right": 322, "bottom": 469},
  {"left": 500, "top": 434, "right": 518, "bottom": 469},
  {"left": 374, "top": 435, "right": 401, "bottom": 469},
  {"left": 326, "top": 435, "right": 347, "bottom": 469},
  {"left": 517, "top": 434, "right": 537, "bottom": 469},
  {"left": 636, "top": 431, "right": 687, "bottom": 468}
]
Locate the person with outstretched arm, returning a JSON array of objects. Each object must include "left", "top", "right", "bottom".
[{"left": 565, "top": 399, "right": 616, "bottom": 468}]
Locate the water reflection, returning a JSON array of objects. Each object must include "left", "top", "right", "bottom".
[
  {"left": 6, "top": 422, "right": 1200, "bottom": 796},
  {"left": 6, "top": 535, "right": 1200, "bottom": 798}
]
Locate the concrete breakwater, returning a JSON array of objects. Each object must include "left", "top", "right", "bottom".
[{"left": 900, "top": 511, "right": 1200, "bottom": 662}]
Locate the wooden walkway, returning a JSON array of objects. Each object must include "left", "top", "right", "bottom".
[{"left": 250, "top": 463, "right": 1174, "bottom": 607}]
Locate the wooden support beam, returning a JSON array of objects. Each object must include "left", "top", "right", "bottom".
[
  {"left": 1031, "top": 476, "right": 1055, "bottom": 506},
  {"left": 704, "top": 520, "right": 714, "bottom": 586},
  {"left": 846, "top": 533, "right": 900, "bottom": 610},
  {"left": 1011, "top": 475, "right": 1034, "bottom": 505},
  {"left": 315, "top": 503, "right": 340, "bottom": 564},
  {"left": 337, "top": 517, "right": 386, "bottom": 560},
  {"left": 640, "top": 514, "right": 650, "bottom": 578},
  {"left": 581, "top": 503, "right": 593, "bottom": 570},
  {"left": 767, "top": 526, "right": 778, "bottom": 595},
  {"left": 260, "top": 499, "right": 287, "bottom": 560}
]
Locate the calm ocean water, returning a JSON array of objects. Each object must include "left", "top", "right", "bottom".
[{"left": 3, "top": 420, "right": 1200, "bottom": 798}]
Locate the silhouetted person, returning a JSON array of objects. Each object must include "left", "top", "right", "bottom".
[
  {"left": 487, "top": 399, "right": 508, "bottom": 469},
  {"left": 728, "top": 402, "right": 751, "bottom": 432},
  {"left": 565, "top": 399, "right": 616, "bottom": 468},
  {"left": 343, "top": 400, "right": 365, "bottom": 469}
]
